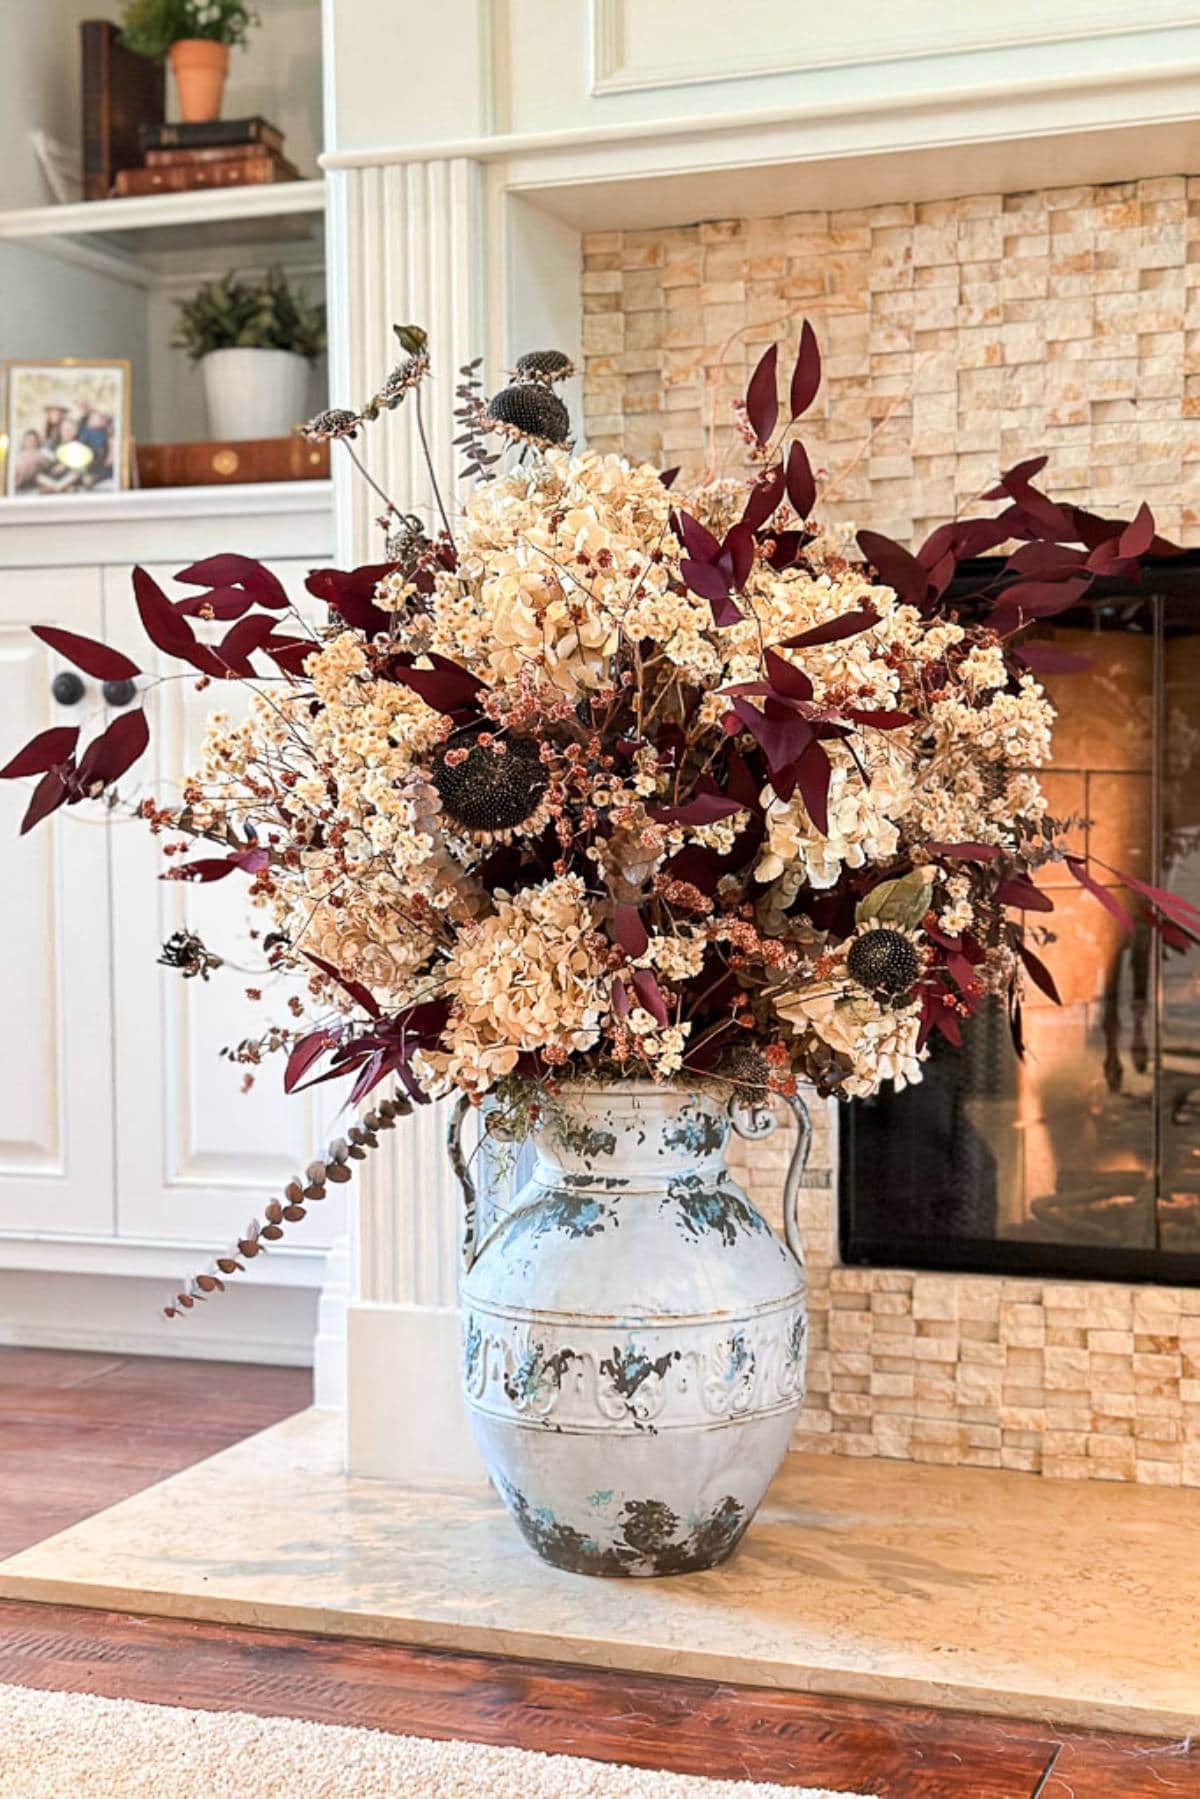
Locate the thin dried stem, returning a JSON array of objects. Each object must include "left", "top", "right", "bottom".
[{"left": 163, "top": 1093, "right": 412, "bottom": 1319}]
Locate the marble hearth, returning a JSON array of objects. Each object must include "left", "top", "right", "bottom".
[{"left": 1, "top": 1407, "right": 1196, "bottom": 1736}]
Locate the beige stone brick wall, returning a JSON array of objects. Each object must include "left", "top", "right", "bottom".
[
  {"left": 583, "top": 171, "right": 1200, "bottom": 1485},
  {"left": 582, "top": 175, "right": 1200, "bottom": 546},
  {"left": 727, "top": 1106, "right": 1200, "bottom": 1488}
]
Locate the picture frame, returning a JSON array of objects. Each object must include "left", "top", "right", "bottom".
[{"left": 3, "top": 358, "right": 132, "bottom": 498}]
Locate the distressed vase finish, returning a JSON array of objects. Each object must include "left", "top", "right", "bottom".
[{"left": 450, "top": 1083, "right": 809, "bottom": 1577}]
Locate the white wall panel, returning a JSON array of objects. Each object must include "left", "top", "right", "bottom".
[{"left": 589, "top": 0, "right": 1197, "bottom": 94}]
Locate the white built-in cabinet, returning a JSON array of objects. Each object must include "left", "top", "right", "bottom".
[
  {"left": 0, "top": 485, "right": 340, "bottom": 1359},
  {"left": 0, "top": 567, "right": 114, "bottom": 1240}
]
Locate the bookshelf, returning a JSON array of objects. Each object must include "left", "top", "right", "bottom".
[{"left": 2, "top": 0, "right": 328, "bottom": 450}]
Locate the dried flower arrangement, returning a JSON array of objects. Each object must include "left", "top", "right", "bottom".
[{"left": 4, "top": 318, "right": 1196, "bottom": 1314}]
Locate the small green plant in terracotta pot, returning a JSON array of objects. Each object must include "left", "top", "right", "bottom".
[
  {"left": 175, "top": 267, "right": 326, "bottom": 439},
  {"left": 120, "top": 0, "right": 260, "bottom": 122}
]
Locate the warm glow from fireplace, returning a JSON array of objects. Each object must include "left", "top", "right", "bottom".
[{"left": 844, "top": 586, "right": 1200, "bottom": 1278}]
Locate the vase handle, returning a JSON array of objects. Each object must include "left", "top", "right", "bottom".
[
  {"left": 727, "top": 1088, "right": 811, "bottom": 1265},
  {"left": 781, "top": 1093, "right": 812, "bottom": 1266},
  {"left": 446, "top": 1093, "right": 479, "bottom": 1274}
]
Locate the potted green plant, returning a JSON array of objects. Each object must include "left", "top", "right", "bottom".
[
  {"left": 120, "top": 0, "right": 259, "bottom": 123},
  {"left": 174, "top": 268, "right": 326, "bottom": 440}
]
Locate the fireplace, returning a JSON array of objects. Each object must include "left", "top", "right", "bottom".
[{"left": 841, "top": 556, "right": 1200, "bottom": 1285}]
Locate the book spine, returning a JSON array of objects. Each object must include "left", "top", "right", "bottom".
[
  {"left": 80, "top": 21, "right": 113, "bottom": 204},
  {"left": 113, "top": 157, "right": 298, "bottom": 196},
  {"left": 136, "top": 439, "right": 329, "bottom": 487},
  {"left": 144, "top": 144, "right": 267, "bottom": 168},
  {"left": 138, "top": 117, "right": 282, "bottom": 154}
]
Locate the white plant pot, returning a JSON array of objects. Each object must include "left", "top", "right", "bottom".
[{"left": 201, "top": 347, "right": 312, "bottom": 442}]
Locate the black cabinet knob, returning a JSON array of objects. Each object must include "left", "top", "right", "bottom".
[
  {"left": 103, "top": 678, "right": 137, "bottom": 708},
  {"left": 51, "top": 671, "right": 86, "bottom": 705}
]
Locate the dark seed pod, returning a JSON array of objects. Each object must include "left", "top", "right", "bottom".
[
  {"left": 486, "top": 383, "right": 570, "bottom": 444},
  {"left": 378, "top": 357, "right": 423, "bottom": 404},
  {"left": 300, "top": 407, "right": 360, "bottom": 443},
  {"left": 846, "top": 928, "right": 921, "bottom": 996},
  {"left": 720, "top": 1045, "right": 771, "bottom": 1099},
  {"left": 385, "top": 512, "right": 429, "bottom": 571},
  {"left": 433, "top": 729, "right": 547, "bottom": 835},
  {"left": 264, "top": 1201, "right": 284, "bottom": 1224},
  {"left": 514, "top": 348, "right": 573, "bottom": 385},
  {"left": 260, "top": 1223, "right": 285, "bottom": 1241},
  {"left": 326, "top": 1164, "right": 353, "bottom": 1185},
  {"left": 282, "top": 1205, "right": 307, "bottom": 1222}
]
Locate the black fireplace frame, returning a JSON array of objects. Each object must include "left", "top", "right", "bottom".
[{"left": 839, "top": 552, "right": 1200, "bottom": 1287}]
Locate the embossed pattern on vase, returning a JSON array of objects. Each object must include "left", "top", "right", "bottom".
[{"left": 458, "top": 1085, "right": 807, "bottom": 1577}]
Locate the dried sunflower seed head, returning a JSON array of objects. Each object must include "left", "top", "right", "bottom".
[
  {"left": 485, "top": 383, "right": 571, "bottom": 448},
  {"left": 513, "top": 348, "right": 575, "bottom": 386},
  {"left": 433, "top": 729, "right": 548, "bottom": 837},
  {"left": 846, "top": 928, "right": 921, "bottom": 997}
]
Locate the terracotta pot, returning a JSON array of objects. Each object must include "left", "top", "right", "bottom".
[{"left": 167, "top": 39, "right": 229, "bottom": 124}]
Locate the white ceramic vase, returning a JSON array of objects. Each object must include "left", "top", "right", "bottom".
[
  {"left": 449, "top": 1081, "right": 810, "bottom": 1577},
  {"left": 201, "top": 347, "right": 311, "bottom": 442}
]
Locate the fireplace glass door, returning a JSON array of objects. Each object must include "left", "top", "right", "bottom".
[{"left": 841, "top": 562, "right": 1200, "bottom": 1283}]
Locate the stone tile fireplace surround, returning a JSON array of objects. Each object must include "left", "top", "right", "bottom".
[
  {"left": 580, "top": 175, "right": 1200, "bottom": 1487},
  {"left": 581, "top": 177, "right": 1200, "bottom": 544},
  {"left": 728, "top": 1112, "right": 1200, "bottom": 1488}
]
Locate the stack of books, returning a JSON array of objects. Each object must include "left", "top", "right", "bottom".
[{"left": 112, "top": 117, "right": 298, "bottom": 198}]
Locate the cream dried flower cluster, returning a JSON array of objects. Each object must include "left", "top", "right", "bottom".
[
  {"left": 7, "top": 321, "right": 1192, "bottom": 1130},
  {"left": 161, "top": 452, "right": 1116, "bottom": 1102}
]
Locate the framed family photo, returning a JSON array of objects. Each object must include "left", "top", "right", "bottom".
[{"left": 4, "top": 358, "right": 131, "bottom": 497}]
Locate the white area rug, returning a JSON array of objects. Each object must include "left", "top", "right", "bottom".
[{"left": 0, "top": 1681, "right": 875, "bottom": 1798}]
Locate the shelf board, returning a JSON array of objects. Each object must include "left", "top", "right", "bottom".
[
  {"left": 0, "top": 479, "right": 334, "bottom": 568},
  {"left": 0, "top": 477, "right": 332, "bottom": 525},
  {"left": 0, "top": 180, "right": 325, "bottom": 276}
]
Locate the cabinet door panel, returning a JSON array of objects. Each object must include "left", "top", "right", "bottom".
[
  {"left": 0, "top": 568, "right": 114, "bottom": 1237},
  {"left": 106, "top": 562, "right": 344, "bottom": 1251}
]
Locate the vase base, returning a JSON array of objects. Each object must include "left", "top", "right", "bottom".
[{"left": 498, "top": 1474, "right": 751, "bottom": 1577}]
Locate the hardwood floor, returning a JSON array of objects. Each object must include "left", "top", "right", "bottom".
[
  {"left": 0, "top": 1347, "right": 1194, "bottom": 1797},
  {"left": 0, "top": 1347, "right": 310, "bottom": 1559}
]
